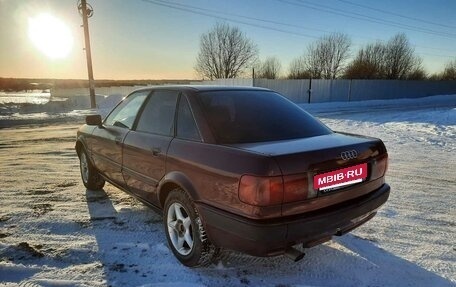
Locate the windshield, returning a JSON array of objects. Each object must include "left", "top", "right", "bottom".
[{"left": 196, "top": 90, "right": 332, "bottom": 144}]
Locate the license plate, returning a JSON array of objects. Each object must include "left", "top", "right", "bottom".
[{"left": 314, "top": 163, "right": 368, "bottom": 192}]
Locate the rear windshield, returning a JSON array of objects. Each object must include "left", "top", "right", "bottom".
[{"left": 196, "top": 90, "right": 332, "bottom": 144}]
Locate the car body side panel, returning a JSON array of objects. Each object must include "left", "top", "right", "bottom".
[
  {"left": 122, "top": 131, "right": 172, "bottom": 206},
  {"left": 166, "top": 138, "right": 284, "bottom": 219},
  {"left": 76, "top": 125, "right": 96, "bottom": 156},
  {"left": 90, "top": 125, "right": 129, "bottom": 187}
]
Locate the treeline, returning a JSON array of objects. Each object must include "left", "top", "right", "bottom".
[
  {"left": 195, "top": 23, "right": 456, "bottom": 81},
  {"left": 0, "top": 78, "right": 194, "bottom": 92}
]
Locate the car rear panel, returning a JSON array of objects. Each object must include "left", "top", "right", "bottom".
[
  {"left": 197, "top": 183, "right": 390, "bottom": 256},
  {"left": 230, "top": 132, "right": 388, "bottom": 216}
]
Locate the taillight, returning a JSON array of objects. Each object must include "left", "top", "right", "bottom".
[
  {"left": 283, "top": 174, "right": 308, "bottom": 203},
  {"left": 371, "top": 153, "right": 388, "bottom": 179},
  {"left": 239, "top": 175, "right": 283, "bottom": 206},
  {"left": 239, "top": 174, "right": 309, "bottom": 206}
]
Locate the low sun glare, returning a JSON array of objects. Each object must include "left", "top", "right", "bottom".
[{"left": 28, "top": 13, "right": 73, "bottom": 59}]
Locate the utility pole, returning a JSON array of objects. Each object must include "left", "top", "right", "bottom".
[
  {"left": 78, "top": 0, "right": 96, "bottom": 109},
  {"left": 308, "top": 77, "right": 312, "bottom": 104},
  {"left": 252, "top": 67, "right": 255, "bottom": 87}
]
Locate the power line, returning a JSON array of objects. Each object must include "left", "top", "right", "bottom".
[
  {"left": 335, "top": 0, "right": 456, "bottom": 30},
  {"left": 291, "top": 0, "right": 456, "bottom": 38},
  {"left": 279, "top": 0, "right": 456, "bottom": 39},
  {"left": 415, "top": 52, "right": 456, "bottom": 58},
  {"left": 139, "top": 0, "right": 455, "bottom": 58},
  {"left": 141, "top": 0, "right": 320, "bottom": 39},
  {"left": 166, "top": 0, "right": 454, "bottom": 52},
  {"left": 147, "top": 0, "right": 393, "bottom": 45},
  {"left": 152, "top": 0, "right": 332, "bottom": 35}
]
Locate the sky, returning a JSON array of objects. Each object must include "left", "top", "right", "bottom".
[{"left": 0, "top": 0, "right": 455, "bottom": 80}]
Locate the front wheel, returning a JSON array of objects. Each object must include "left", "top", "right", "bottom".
[
  {"left": 164, "top": 188, "right": 218, "bottom": 267},
  {"left": 79, "top": 148, "right": 105, "bottom": 190}
]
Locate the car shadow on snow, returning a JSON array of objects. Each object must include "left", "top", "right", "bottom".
[
  {"left": 198, "top": 235, "right": 454, "bottom": 286},
  {"left": 85, "top": 188, "right": 454, "bottom": 287}
]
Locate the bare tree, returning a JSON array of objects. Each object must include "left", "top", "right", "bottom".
[
  {"left": 344, "top": 34, "right": 423, "bottom": 80},
  {"left": 195, "top": 23, "right": 258, "bottom": 80},
  {"left": 384, "top": 33, "right": 422, "bottom": 79},
  {"left": 428, "top": 73, "right": 442, "bottom": 80},
  {"left": 305, "top": 43, "right": 324, "bottom": 79},
  {"left": 304, "top": 32, "right": 351, "bottom": 79},
  {"left": 407, "top": 67, "right": 428, "bottom": 80},
  {"left": 256, "top": 56, "right": 282, "bottom": 79},
  {"left": 287, "top": 56, "right": 311, "bottom": 79},
  {"left": 344, "top": 42, "right": 386, "bottom": 79},
  {"left": 442, "top": 59, "right": 456, "bottom": 80}
]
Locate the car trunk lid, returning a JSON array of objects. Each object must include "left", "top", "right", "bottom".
[
  {"left": 230, "top": 132, "right": 385, "bottom": 173},
  {"left": 230, "top": 132, "right": 388, "bottom": 213}
]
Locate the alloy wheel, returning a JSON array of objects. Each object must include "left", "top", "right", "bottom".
[{"left": 167, "top": 202, "right": 194, "bottom": 256}]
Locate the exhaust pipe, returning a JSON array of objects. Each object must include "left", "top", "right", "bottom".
[{"left": 284, "top": 247, "right": 305, "bottom": 262}]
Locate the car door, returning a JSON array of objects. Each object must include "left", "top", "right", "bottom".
[
  {"left": 122, "top": 90, "right": 179, "bottom": 205},
  {"left": 90, "top": 91, "right": 149, "bottom": 187}
]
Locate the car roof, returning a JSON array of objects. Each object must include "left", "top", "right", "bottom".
[{"left": 132, "top": 85, "right": 272, "bottom": 93}]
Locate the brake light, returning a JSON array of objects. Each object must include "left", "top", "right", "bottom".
[
  {"left": 239, "top": 175, "right": 283, "bottom": 206},
  {"left": 283, "top": 174, "right": 308, "bottom": 203},
  {"left": 239, "top": 174, "right": 309, "bottom": 206},
  {"left": 371, "top": 154, "right": 388, "bottom": 179}
]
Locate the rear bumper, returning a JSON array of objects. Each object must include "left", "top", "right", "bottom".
[{"left": 197, "top": 183, "right": 390, "bottom": 256}]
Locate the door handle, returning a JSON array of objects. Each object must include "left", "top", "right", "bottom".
[
  {"left": 151, "top": 147, "right": 161, "bottom": 156},
  {"left": 114, "top": 137, "right": 122, "bottom": 145}
]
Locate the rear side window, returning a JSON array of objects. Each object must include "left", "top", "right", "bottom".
[
  {"left": 196, "top": 90, "right": 332, "bottom": 144},
  {"left": 136, "top": 90, "right": 179, "bottom": 136},
  {"left": 104, "top": 91, "right": 149, "bottom": 129},
  {"left": 176, "top": 96, "right": 201, "bottom": 141}
]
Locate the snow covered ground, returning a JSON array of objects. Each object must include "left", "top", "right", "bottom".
[
  {"left": 0, "top": 95, "right": 455, "bottom": 286},
  {"left": 0, "top": 91, "right": 51, "bottom": 105}
]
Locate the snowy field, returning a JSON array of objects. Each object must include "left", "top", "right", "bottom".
[
  {"left": 0, "top": 91, "right": 51, "bottom": 105},
  {"left": 0, "top": 95, "right": 455, "bottom": 286}
]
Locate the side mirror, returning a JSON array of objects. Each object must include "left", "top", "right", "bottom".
[{"left": 86, "top": 114, "right": 103, "bottom": 126}]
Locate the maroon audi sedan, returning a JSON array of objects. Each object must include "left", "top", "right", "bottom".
[{"left": 76, "top": 86, "right": 390, "bottom": 267}]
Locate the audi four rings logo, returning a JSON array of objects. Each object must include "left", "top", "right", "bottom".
[{"left": 341, "top": 150, "right": 358, "bottom": 160}]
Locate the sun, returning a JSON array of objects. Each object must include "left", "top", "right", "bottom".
[{"left": 28, "top": 13, "right": 73, "bottom": 59}]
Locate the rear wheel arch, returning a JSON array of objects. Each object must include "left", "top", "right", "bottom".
[{"left": 158, "top": 172, "right": 199, "bottom": 208}]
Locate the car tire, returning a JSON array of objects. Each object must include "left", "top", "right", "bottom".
[
  {"left": 78, "top": 148, "right": 105, "bottom": 190},
  {"left": 164, "top": 188, "right": 219, "bottom": 267}
]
